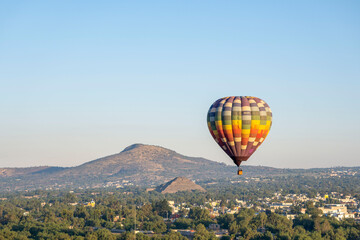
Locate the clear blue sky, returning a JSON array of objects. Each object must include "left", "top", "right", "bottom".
[{"left": 1, "top": 1, "right": 359, "bottom": 168}]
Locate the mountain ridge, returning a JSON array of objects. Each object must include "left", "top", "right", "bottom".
[
  {"left": 1, "top": 143, "right": 359, "bottom": 191},
  {"left": 0, "top": 144, "right": 237, "bottom": 191}
]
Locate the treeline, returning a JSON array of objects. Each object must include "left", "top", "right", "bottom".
[
  {"left": 1, "top": 172, "right": 360, "bottom": 240},
  {"left": 202, "top": 174, "right": 360, "bottom": 200},
  {"left": 0, "top": 187, "right": 359, "bottom": 240}
]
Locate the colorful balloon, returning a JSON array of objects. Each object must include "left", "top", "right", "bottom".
[{"left": 207, "top": 96, "right": 272, "bottom": 167}]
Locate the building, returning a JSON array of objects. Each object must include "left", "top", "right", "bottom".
[{"left": 85, "top": 200, "right": 95, "bottom": 207}]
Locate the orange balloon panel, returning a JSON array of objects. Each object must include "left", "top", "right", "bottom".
[{"left": 207, "top": 96, "right": 272, "bottom": 166}]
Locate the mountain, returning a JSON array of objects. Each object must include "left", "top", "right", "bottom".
[
  {"left": 155, "top": 177, "right": 206, "bottom": 194},
  {"left": 0, "top": 166, "right": 65, "bottom": 178},
  {"left": 46, "top": 143, "right": 247, "bottom": 188},
  {"left": 1, "top": 143, "right": 359, "bottom": 192},
  {"left": 0, "top": 144, "right": 236, "bottom": 191}
]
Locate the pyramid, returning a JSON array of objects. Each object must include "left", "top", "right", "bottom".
[{"left": 156, "top": 177, "right": 206, "bottom": 194}]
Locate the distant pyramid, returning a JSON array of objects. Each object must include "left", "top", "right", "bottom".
[{"left": 156, "top": 177, "right": 206, "bottom": 194}]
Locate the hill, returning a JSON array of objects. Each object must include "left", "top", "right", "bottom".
[
  {"left": 0, "top": 166, "right": 65, "bottom": 178},
  {"left": 0, "top": 143, "right": 359, "bottom": 191},
  {"left": 155, "top": 177, "right": 206, "bottom": 194},
  {"left": 0, "top": 144, "right": 233, "bottom": 191}
]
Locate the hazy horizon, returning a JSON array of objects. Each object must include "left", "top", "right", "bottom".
[
  {"left": 1, "top": 1, "right": 359, "bottom": 169},
  {"left": 0, "top": 142, "right": 359, "bottom": 170}
]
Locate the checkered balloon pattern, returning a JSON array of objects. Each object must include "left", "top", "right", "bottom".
[{"left": 207, "top": 96, "right": 272, "bottom": 166}]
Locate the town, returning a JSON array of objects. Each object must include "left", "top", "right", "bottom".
[{"left": 1, "top": 170, "right": 359, "bottom": 239}]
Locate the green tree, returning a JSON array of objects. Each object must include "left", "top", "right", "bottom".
[
  {"left": 229, "top": 221, "right": 239, "bottom": 235},
  {"left": 153, "top": 199, "right": 172, "bottom": 218},
  {"left": 217, "top": 213, "right": 235, "bottom": 229},
  {"left": 164, "top": 231, "right": 187, "bottom": 240},
  {"left": 193, "top": 224, "right": 217, "bottom": 240},
  {"left": 173, "top": 218, "right": 193, "bottom": 229},
  {"left": 188, "top": 207, "right": 210, "bottom": 221},
  {"left": 143, "top": 215, "right": 167, "bottom": 233},
  {"left": 305, "top": 202, "right": 322, "bottom": 217},
  {"left": 95, "top": 228, "right": 115, "bottom": 240}
]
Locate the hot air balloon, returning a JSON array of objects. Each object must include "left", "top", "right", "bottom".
[{"left": 207, "top": 96, "right": 272, "bottom": 175}]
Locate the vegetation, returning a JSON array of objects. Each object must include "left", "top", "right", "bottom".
[{"left": 0, "top": 179, "right": 359, "bottom": 240}]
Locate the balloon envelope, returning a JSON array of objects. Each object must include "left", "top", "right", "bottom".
[{"left": 207, "top": 96, "right": 272, "bottom": 166}]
